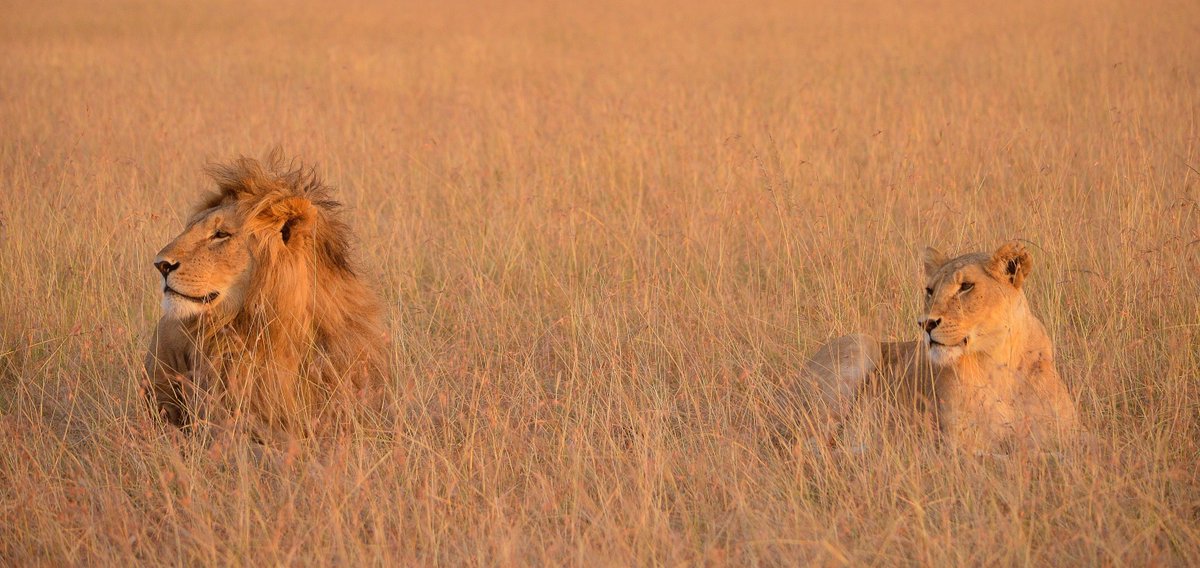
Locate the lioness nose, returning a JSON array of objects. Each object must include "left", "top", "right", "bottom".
[
  {"left": 920, "top": 317, "right": 941, "bottom": 333},
  {"left": 155, "top": 259, "right": 180, "bottom": 278}
]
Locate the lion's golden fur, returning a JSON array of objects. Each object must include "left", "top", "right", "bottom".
[
  {"left": 796, "top": 242, "right": 1083, "bottom": 452},
  {"left": 144, "top": 153, "right": 387, "bottom": 438}
]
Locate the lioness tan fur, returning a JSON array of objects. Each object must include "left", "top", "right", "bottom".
[
  {"left": 144, "top": 154, "right": 387, "bottom": 438},
  {"left": 797, "top": 242, "right": 1083, "bottom": 452}
]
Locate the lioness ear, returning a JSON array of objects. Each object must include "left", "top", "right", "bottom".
[
  {"left": 922, "top": 246, "right": 949, "bottom": 277},
  {"left": 987, "top": 241, "right": 1033, "bottom": 288},
  {"left": 260, "top": 196, "right": 316, "bottom": 247}
]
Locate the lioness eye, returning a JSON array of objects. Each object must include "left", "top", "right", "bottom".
[
  {"left": 212, "top": 230, "right": 231, "bottom": 240},
  {"left": 925, "top": 287, "right": 933, "bottom": 297},
  {"left": 959, "top": 282, "right": 974, "bottom": 293}
]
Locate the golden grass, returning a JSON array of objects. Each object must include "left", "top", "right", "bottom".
[{"left": 1, "top": 0, "right": 1198, "bottom": 563}]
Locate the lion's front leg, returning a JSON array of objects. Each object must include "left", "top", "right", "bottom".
[
  {"left": 143, "top": 369, "right": 191, "bottom": 428},
  {"left": 144, "top": 320, "right": 196, "bottom": 429}
]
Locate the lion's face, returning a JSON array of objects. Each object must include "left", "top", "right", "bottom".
[
  {"left": 918, "top": 243, "right": 1034, "bottom": 367},
  {"left": 153, "top": 204, "right": 255, "bottom": 321}
]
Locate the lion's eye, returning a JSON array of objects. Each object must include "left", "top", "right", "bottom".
[
  {"left": 925, "top": 287, "right": 934, "bottom": 297},
  {"left": 212, "top": 230, "right": 231, "bottom": 240},
  {"left": 959, "top": 282, "right": 974, "bottom": 294}
]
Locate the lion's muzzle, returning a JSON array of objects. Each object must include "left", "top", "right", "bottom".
[{"left": 155, "top": 259, "right": 180, "bottom": 278}]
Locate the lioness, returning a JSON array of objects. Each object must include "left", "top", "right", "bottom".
[
  {"left": 144, "top": 154, "right": 388, "bottom": 438},
  {"left": 798, "top": 242, "right": 1083, "bottom": 452}
]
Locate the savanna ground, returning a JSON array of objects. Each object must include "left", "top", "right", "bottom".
[{"left": 2, "top": 0, "right": 1199, "bottom": 564}]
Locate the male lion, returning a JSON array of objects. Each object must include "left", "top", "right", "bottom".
[
  {"left": 144, "top": 154, "right": 387, "bottom": 438},
  {"left": 796, "top": 242, "right": 1083, "bottom": 452}
]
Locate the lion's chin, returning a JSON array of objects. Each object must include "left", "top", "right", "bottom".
[{"left": 161, "top": 293, "right": 217, "bottom": 320}]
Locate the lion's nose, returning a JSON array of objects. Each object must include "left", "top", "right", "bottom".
[
  {"left": 155, "top": 259, "right": 180, "bottom": 278},
  {"left": 920, "top": 317, "right": 941, "bottom": 333}
]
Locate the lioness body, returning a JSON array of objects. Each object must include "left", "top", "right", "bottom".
[
  {"left": 144, "top": 154, "right": 387, "bottom": 437},
  {"left": 801, "top": 243, "right": 1081, "bottom": 452}
]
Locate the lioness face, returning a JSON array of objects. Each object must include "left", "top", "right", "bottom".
[
  {"left": 153, "top": 204, "right": 254, "bottom": 321},
  {"left": 918, "top": 243, "right": 1034, "bottom": 366}
]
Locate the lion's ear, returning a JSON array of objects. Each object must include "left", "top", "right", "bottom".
[
  {"left": 260, "top": 196, "right": 317, "bottom": 247},
  {"left": 922, "top": 246, "right": 949, "bottom": 277},
  {"left": 987, "top": 241, "right": 1033, "bottom": 288}
]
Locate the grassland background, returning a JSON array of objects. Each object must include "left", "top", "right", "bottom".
[{"left": 1, "top": 0, "right": 1198, "bottom": 564}]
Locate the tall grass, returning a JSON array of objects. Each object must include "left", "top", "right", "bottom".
[{"left": 1, "top": 0, "right": 1198, "bottom": 564}]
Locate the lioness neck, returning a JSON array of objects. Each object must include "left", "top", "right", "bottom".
[
  {"left": 936, "top": 299, "right": 1051, "bottom": 410},
  {"left": 984, "top": 297, "right": 1043, "bottom": 357}
]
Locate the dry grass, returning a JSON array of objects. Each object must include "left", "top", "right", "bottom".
[{"left": 2, "top": 0, "right": 1199, "bottom": 564}]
